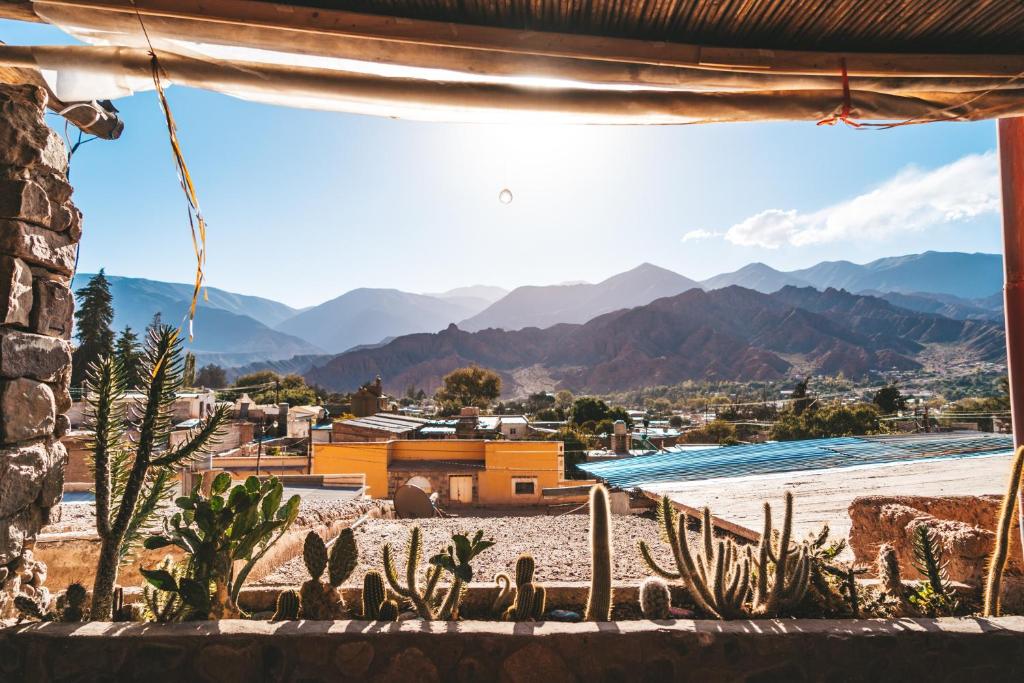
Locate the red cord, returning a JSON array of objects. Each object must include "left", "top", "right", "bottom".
[{"left": 817, "top": 58, "right": 862, "bottom": 128}]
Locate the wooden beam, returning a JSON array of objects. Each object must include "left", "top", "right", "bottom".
[
  {"left": 997, "top": 116, "right": 1024, "bottom": 561},
  {"left": 21, "top": 0, "right": 1024, "bottom": 78},
  {"left": 0, "top": 1, "right": 37, "bottom": 22}
]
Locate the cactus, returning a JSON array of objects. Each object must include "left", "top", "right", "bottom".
[
  {"left": 752, "top": 492, "right": 811, "bottom": 616},
  {"left": 503, "top": 554, "right": 546, "bottom": 621},
  {"left": 639, "top": 577, "right": 671, "bottom": 620},
  {"left": 58, "top": 582, "right": 89, "bottom": 622},
  {"left": 877, "top": 543, "right": 912, "bottom": 616},
  {"left": 491, "top": 573, "right": 514, "bottom": 615},
  {"left": 908, "top": 525, "right": 958, "bottom": 617},
  {"left": 985, "top": 444, "right": 1024, "bottom": 616},
  {"left": 639, "top": 497, "right": 751, "bottom": 619},
  {"left": 429, "top": 530, "right": 495, "bottom": 620},
  {"left": 300, "top": 528, "right": 357, "bottom": 620},
  {"left": 14, "top": 593, "right": 50, "bottom": 623},
  {"left": 362, "top": 570, "right": 387, "bottom": 619},
  {"left": 272, "top": 589, "right": 301, "bottom": 622},
  {"left": 585, "top": 484, "right": 614, "bottom": 621},
  {"left": 141, "top": 556, "right": 185, "bottom": 623},
  {"left": 379, "top": 599, "right": 400, "bottom": 621},
  {"left": 383, "top": 526, "right": 444, "bottom": 619}
]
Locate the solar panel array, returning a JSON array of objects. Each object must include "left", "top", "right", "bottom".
[{"left": 577, "top": 433, "right": 1014, "bottom": 488}]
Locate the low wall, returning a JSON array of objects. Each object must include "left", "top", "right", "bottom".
[{"left": 2, "top": 617, "right": 1022, "bottom": 681}]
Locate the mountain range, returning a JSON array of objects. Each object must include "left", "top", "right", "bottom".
[
  {"left": 304, "top": 285, "right": 1006, "bottom": 395},
  {"left": 78, "top": 251, "right": 1004, "bottom": 377}
]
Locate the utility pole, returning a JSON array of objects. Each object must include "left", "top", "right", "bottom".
[
  {"left": 923, "top": 404, "right": 930, "bottom": 433},
  {"left": 255, "top": 415, "right": 264, "bottom": 477}
]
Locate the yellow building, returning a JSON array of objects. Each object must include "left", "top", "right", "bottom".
[{"left": 313, "top": 439, "right": 586, "bottom": 506}]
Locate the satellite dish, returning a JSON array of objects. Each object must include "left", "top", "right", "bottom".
[{"left": 394, "top": 484, "right": 436, "bottom": 519}]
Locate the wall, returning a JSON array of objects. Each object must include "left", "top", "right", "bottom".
[
  {"left": 314, "top": 442, "right": 389, "bottom": 498},
  {"left": 3, "top": 616, "right": 1023, "bottom": 681},
  {"left": 0, "top": 85, "right": 74, "bottom": 608}
]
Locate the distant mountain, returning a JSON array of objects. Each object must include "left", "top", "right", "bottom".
[
  {"left": 789, "top": 251, "right": 1003, "bottom": 299},
  {"left": 701, "top": 263, "right": 811, "bottom": 293},
  {"left": 862, "top": 290, "right": 1002, "bottom": 322},
  {"left": 460, "top": 263, "right": 701, "bottom": 332},
  {"left": 305, "top": 286, "right": 1005, "bottom": 395},
  {"left": 274, "top": 288, "right": 491, "bottom": 353},
  {"left": 427, "top": 285, "right": 508, "bottom": 304},
  {"left": 72, "top": 274, "right": 322, "bottom": 367}
]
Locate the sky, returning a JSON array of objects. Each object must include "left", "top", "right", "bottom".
[{"left": 0, "top": 19, "right": 1005, "bottom": 308}]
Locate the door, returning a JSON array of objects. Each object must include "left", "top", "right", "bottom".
[{"left": 449, "top": 475, "right": 473, "bottom": 503}]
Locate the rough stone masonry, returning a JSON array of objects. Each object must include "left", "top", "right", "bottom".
[{"left": 0, "top": 83, "right": 75, "bottom": 615}]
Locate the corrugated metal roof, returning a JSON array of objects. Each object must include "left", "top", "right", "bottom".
[
  {"left": 337, "top": 413, "right": 429, "bottom": 433},
  {"left": 578, "top": 433, "right": 1014, "bottom": 488}
]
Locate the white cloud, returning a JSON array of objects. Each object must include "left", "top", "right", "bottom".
[
  {"left": 682, "top": 229, "right": 720, "bottom": 242},
  {"left": 722, "top": 152, "right": 999, "bottom": 249}
]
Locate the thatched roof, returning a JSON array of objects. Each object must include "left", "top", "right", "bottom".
[
  {"left": 259, "top": 0, "right": 1024, "bottom": 54},
  {"left": 1, "top": 0, "right": 1023, "bottom": 123}
]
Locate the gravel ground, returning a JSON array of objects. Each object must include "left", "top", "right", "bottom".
[{"left": 257, "top": 513, "right": 684, "bottom": 586}]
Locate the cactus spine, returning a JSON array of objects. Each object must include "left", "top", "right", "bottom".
[
  {"left": 383, "top": 526, "right": 443, "bottom": 620},
  {"left": 362, "top": 570, "right": 387, "bottom": 619},
  {"left": 272, "top": 589, "right": 301, "bottom": 621},
  {"left": 585, "top": 484, "right": 614, "bottom": 621},
  {"left": 639, "top": 577, "right": 671, "bottom": 620},
  {"left": 300, "top": 528, "right": 358, "bottom": 619},
  {"left": 985, "top": 444, "right": 1024, "bottom": 616}
]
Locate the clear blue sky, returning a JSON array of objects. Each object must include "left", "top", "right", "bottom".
[{"left": 1, "top": 19, "right": 1004, "bottom": 308}]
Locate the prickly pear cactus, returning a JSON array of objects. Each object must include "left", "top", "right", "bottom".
[{"left": 300, "top": 529, "right": 356, "bottom": 620}]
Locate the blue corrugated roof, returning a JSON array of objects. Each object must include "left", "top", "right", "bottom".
[{"left": 577, "top": 433, "right": 1014, "bottom": 488}]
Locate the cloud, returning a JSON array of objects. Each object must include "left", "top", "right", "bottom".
[
  {"left": 682, "top": 229, "right": 720, "bottom": 242},
  {"left": 721, "top": 152, "right": 1000, "bottom": 249}
]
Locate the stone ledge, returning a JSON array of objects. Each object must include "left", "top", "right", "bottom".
[{"left": 1, "top": 617, "right": 1022, "bottom": 681}]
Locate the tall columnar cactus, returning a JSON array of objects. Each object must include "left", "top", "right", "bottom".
[
  {"left": 272, "top": 589, "right": 301, "bottom": 622},
  {"left": 504, "top": 554, "right": 546, "bottom": 621},
  {"left": 383, "top": 526, "right": 443, "bottom": 619},
  {"left": 752, "top": 492, "right": 811, "bottom": 616},
  {"left": 639, "top": 496, "right": 751, "bottom": 619},
  {"left": 585, "top": 484, "right": 614, "bottom": 621},
  {"left": 985, "top": 444, "right": 1024, "bottom": 616},
  {"left": 88, "top": 326, "right": 231, "bottom": 620},
  {"left": 639, "top": 577, "right": 671, "bottom": 620},
  {"left": 299, "top": 528, "right": 358, "bottom": 620},
  {"left": 362, "top": 570, "right": 387, "bottom": 620}
]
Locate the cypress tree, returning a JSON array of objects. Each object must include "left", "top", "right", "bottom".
[
  {"left": 183, "top": 352, "right": 196, "bottom": 388},
  {"left": 114, "top": 326, "right": 143, "bottom": 389},
  {"left": 72, "top": 269, "right": 115, "bottom": 387}
]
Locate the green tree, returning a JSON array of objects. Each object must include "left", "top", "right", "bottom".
[
  {"left": 683, "top": 419, "right": 737, "bottom": 445},
  {"left": 545, "top": 427, "right": 591, "bottom": 479},
  {"left": 554, "top": 390, "right": 574, "bottom": 411},
  {"left": 570, "top": 397, "right": 632, "bottom": 428},
  {"left": 791, "top": 378, "right": 812, "bottom": 416},
  {"left": 232, "top": 371, "right": 317, "bottom": 406},
  {"left": 668, "top": 415, "right": 685, "bottom": 429},
  {"left": 114, "top": 325, "right": 142, "bottom": 389},
  {"left": 435, "top": 366, "right": 502, "bottom": 414},
  {"left": 195, "top": 364, "right": 227, "bottom": 388},
  {"left": 182, "top": 352, "right": 196, "bottom": 388},
  {"left": 873, "top": 384, "right": 907, "bottom": 414},
  {"left": 771, "top": 402, "right": 882, "bottom": 441},
  {"left": 72, "top": 269, "right": 115, "bottom": 386},
  {"left": 146, "top": 311, "right": 163, "bottom": 338}
]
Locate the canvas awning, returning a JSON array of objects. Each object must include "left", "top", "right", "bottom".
[{"left": 1, "top": 0, "right": 1023, "bottom": 124}]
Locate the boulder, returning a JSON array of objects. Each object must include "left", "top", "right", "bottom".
[
  {"left": 0, "top": 178, "right": 51, "bottom": 227},
  {"left": 0, "top": 329, "right": 72, "bottom": 381},
  {"left": 0, "top": 219, "right": 76, "bottom": 276},
  {"left": 30, "top": 276, "right": 73, "bottom": 339},
  {"left": 0, "top": 255, "right": 32, "bottom": 327},
  {"left": 0, "top": 378, "right": 55, "bottom": 443},
  {"left": 0, "top": 84, "right": 49, "bottom": 169}
]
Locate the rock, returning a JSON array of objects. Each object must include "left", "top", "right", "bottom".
[
  {"left": 0, "top": 378, "right": 55, "bottom": 443},
  {"left": 30, "top": 276, "right": 73, "bottom": 338},
  {"left": 53, "top": 414, "right": 69, "bottom": 438},
  {"left": 47, "top": 366, "right": 72, "bottom": 414},
  {"left": 501, "top": 643, "right": 574, "bottom": 683},
  {"left": 373, "top": 647, "right": 439, "bottom": 683},
  {"left": 0, "top": 84, "right": 49, "bottom": 169},
  {"left": 0, "top": 329, "right": 72, "bottom": 381},
  {"left": 335, "top": 641, "right": 374, "bottom": 677},
  {"left": 0, "top": 219, "right": 76, "bottom": 275},
  {"left": 0, "top": 503, "right": 43, "bottom": 566},
  {"left": 0, "top": 439, "right": 49, "bottom": 517},
  {"left": 40, "top": 129, "right": 68, "bottom": 174},
  {"left": 0, "top": 255, "right": 32, "bottom": 327},
  {"left": 0, "top": 179, "right": 51, "bottom": 227},
  {"left": 38, "top": 438, "right": 66, "bottom": 509}
]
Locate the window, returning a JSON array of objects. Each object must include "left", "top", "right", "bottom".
[{"left": 512, "top": 477, "right": 537, "bottom": 495}]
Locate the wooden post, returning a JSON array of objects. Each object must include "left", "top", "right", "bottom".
[{"left": 998, "top": 116, "right": 1024, "bottom": 557}]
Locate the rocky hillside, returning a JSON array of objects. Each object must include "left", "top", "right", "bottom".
[{"left": 305, "top": 286, "right": 1005, "bottom": 394}]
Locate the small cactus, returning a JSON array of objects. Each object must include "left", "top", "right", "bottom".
[
  {"left": 59, "top": 582, "right": 89, "bottom": 622},
  {"left": 503, "top": 554, "right": 546, "bottom": 621},
  {"left": 362, "top": 570, "right": 387, "bottom": 620},
  {"left": 584, "top": 484, "right": 614, "bottom": 622},
  {"left": 491, "top": 573, "right": 514, "bottom": 615},
  {"left": 516, "top": 554, "right": 535, "bottom": 585},
  {"left": 383, "top": 526, "right": 443, "bottom": 620},
  {"left": 272, "top": 589, "right": 301, "bottom": 621},
  {"left": 300, "top": 529, "right": 358, "bottom": 620},
  {"left": 379, "top": 599, "right": 400, "bottom": 621},
  {"left": 877, "top": 543, "right": 912, "bottom": 616},
  {"left": 639, "top": 577, "right": 671, "bottom": 620}
]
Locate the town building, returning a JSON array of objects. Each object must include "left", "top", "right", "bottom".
[{"left": 350, "top": 376, "right": 390, "bottom": 417}]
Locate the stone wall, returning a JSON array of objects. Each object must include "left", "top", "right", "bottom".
[
  {"left": 2, "top": 616, "right": 1022, "bottom": 681},
  {"left": 0, "top": 84, "right": 75, "bottom": 615}
]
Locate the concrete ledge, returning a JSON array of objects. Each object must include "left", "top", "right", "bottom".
[{"left": 2, "top": 617, "right": 1022, "bottom": 681}]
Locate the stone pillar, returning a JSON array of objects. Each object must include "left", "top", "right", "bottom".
[{"left": 0, "top": 84, "right": 77, "bottom": 614}]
